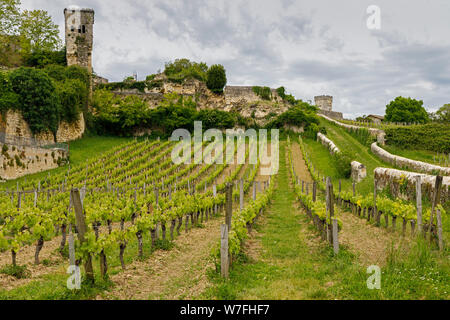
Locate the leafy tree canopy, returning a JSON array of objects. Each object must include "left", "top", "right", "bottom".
[
  {"left": 164, "top": 58, "right": 208, "bottom": 83},
  {"left": 9, "top": 67, "right": 59, "bottom": 135},
  {"left": 206, "top": 64, "right": 227, "bottom": 94},
  {"left": 0, "top": 0, "right": 21, "bottom": 35},
  {"left": 19, "top": 9, "right": 61, "bottom": 54},
  {"left": 1, "top": 2, "right": 62, "bottom": 67},
  {"left": 432, "top": 104, "right": 450, "bottom": 123},
  {"left": 384, "top": 96, "right": 429, "bottom": 124}
]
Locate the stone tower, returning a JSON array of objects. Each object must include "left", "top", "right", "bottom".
[
  {"left": 64, "top": 7, "right": 94, "bottom": 73},
  {"left": 314, "top": 95, "right": 333, "bottom": 111}
]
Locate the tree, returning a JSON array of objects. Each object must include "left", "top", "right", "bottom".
[
  {"left": 0, "top": 0, "right": 22, "bottom": 66},
  {"left": 9, "top": 67, "right": 59, "bottom": 135},
  {"left": 0, "top": 71, "right": 19, "bottom": 113},
  {"left": 433, "top": 104, "right": 450, "bottom": 123},
  {"left": 164, "top": 58, "right": 208, "bottom": 83},
  {"left": 384, "top": 96, "right": 429, "bottom": 124},
  {"left": 206, "top": 64, "right": 227, "bottom": 94},
  {"left": 19, "top": 9, "right": 61, "bottom": 54},
  {"left": 0, "top": 0, "right": 21, "bottom": 36}
]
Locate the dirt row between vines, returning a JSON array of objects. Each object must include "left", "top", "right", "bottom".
[
  {"left": 290, "top": 141, "right": 408, "bottom": 267},
  {"left": 102, "top": 162, "right": 267, "bottom": 300},
  {"left": 0, "top": 159, "right": 235, "bottom": 291}
]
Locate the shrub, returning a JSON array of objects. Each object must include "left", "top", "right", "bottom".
[
  {"left": 0, "top": 264, "right": 30, "bottom": 279},
  {"left": 55, "top": 78, "right": 87, "bottom": 123},
  {"left": 0, "top": 72, "right": 19, "bottom": 114},
  {"left": 333, "top": 152, "right": 352, "bottom": 178},
  {"left": 23, "top": 48, "right": 66, "bottom": 68},
  {"left": 252, "top": 86, "right": 272, "bottom": 100},
  {"left": 90, "top": 91, "right": 256, "bottom": 136},
  {"left": 9, "top": 67, "right": 59, "bottom": 136},
  {"left": 345, "top": 127, "right": 375, "bottom": 147},
  {"left": 276, "top": 86, "right": 285, "bottom": 99},
  {"left": 197, "top": 109, "right": 238, "bottom": 129},
  {"left": 267, "top": 105, "right": 320, "bottom": 133},
  {"left": 206, "top": 64, "right": 227, "bottom": 94},
  {"left": 304, "top": 123, "right": 319, "bottom": 140}
]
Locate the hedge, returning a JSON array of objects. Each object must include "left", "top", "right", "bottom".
[{"left": 385, "top": 123, "right": 450, "bottom": 153}]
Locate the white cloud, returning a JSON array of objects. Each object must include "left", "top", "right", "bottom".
[{"left": 19, "top": 0, "right": 450, "bottom": 117}]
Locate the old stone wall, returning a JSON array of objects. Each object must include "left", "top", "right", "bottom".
[
  {"left": 0, "top": 143, "right": 67, "bottom": 180},
  {"left": 110, "top": 79, "right": 288, "bottom": 126},
  {"left": 371, "top": 142, "right": 450, "bottom": 176},
  {"left": 317, "top": 109, "right": 343, "bottom": 120},
  {"left": 314, "top": 95, "right": 333, "bottom": 111},
  {"left": 56, "top": 113, "right": 85, "bottom": 142},
  {"left": 2, "top": 110, "right": 85, "bottom": 144},
  {"left": 64, "top": 8, "right": 94, "bottom": 73},
  {"left": 351, "top": 161, "right": 367, "bottom": 183},
  {"left": 374, "top": 167, "right": 450, "bottom": 203},
  {"left": 317, "top": 132, "right": 340, "bottom": 155}
]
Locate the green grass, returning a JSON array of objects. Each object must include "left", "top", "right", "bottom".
[
  {"left": 2, "top": 135, "right": 133, "bottom": 189},
  {"left": 203, "top": 142, "right": 450, "bottom": 300},
  {"left": 0, "top": 273, "right": 112, "bottom": 300},
  {"left": 318, "top": 118, "right": 393, "bottom": 195},
  {"left": 0, "top": 264, "right": 30, "bottom": 279},
  {"left": 383, "top": 145, "right": 449, "bottom": 167}
]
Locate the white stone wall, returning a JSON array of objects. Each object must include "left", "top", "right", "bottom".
[
  {"left": 3, "top": 110, "right": 85, "bottom": 144},
  {"left": 0, "top": 144, "right": 67, "bottom": 180},
  {"left": 317, "top": 132, "right": 340, "bottom": 155},
  {"left": 351, "top": 161, "right": 367, "bottom": 182},
  {"left": 371, "top": 143, "right": 450, "bottom": 176},
  {"left": 374, "top": 167, "right": 450, "bottom": 202}
]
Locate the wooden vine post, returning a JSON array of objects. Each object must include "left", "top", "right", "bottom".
[
  {"left": 436, "top": 209, "right": 444, "bottom": 251},
  {"left": 326, "top": 178, "right": 334, "bottom": 245},
  {"left": 221, "top": 182, "right": 233, "bottom": 278},
  {"left": 71, "top": 188, "right": 94, "bottom": 283},
  {"left": 213, "top": 184, "right": 218, "bottom": 215},
  {"left": 429, "top": 176, "right": 443, "bottom": 243},
  {"left": 220, "top": 224, "right": 229, "bottom": 278},
  {"left": 374, "top": 178, "right": 380, "bottom": 226},
  {"left": 225, "top": 183, "right": 233, "bottom": 230},
  {"left": 415, "top": 175, "right": 423, "bottom": 235},
  {"left": 312, "top": 181, "right": 317, "bottom": 202},
  {"left": 239, "top": 179, "right": 244, "bottom": 210},
  {"left": 332, "top": 218, "right": 339, "bottom": 255}
]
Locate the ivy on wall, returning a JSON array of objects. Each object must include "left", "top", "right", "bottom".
[{"left": 0, "top": 65, "right": 89, "bottom": 138}]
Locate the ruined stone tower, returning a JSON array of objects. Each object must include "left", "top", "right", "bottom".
[
  {"left": 314, "top": 95, "right": 333, "bottom": 111},
  {"left": 64, "top": 7, "right": 94, "bottom": 73}
]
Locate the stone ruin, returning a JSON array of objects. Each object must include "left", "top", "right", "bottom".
[{"left": 314, "top": 95, "right": 343, "bottom": 120}]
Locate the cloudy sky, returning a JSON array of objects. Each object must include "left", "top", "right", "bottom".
[{"left": 20, "top": 0, "right": 450, "bottom": 118}]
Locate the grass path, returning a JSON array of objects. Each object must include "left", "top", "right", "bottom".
[
  {"left": 204, "top": 142, "right": 363, "bottom": 299},
  {"left": 290, "top": 139, "right": 406, "bottom": 267},
  {"left": 204, "top": 142, "right": 450, "bottom": 300}
]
